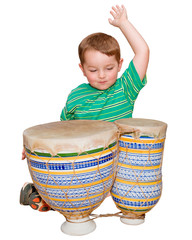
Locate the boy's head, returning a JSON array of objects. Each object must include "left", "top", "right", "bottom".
[
  {"left": 78, "top": 33, "right": 123, "bottom": 90},
  {"left": 78, "top": 32, "right": 121, "bottom": 65}
]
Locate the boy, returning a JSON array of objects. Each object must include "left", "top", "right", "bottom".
[
  {"left": 60, "top": 5, "right": 149, "bottom": 122},
  {"left": 20, "top": 5, "right": 149, "bottom": 211}
]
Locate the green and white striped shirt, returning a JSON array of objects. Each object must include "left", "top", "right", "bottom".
[{"left": 60, "top": 60, "right": 147, "bottom": 122}]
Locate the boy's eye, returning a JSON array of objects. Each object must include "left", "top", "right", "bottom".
[
  {"left": 107, "top": 67, "right": 113, "bottom": 70},
  {"left": 89, "top": 69, "right": 97, "bottom": 72}
]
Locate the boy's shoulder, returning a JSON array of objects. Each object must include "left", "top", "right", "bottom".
[
  {"left": 69, "top": 83, "right": 96, "bottom": 96},
  {"left": 70, "top": 83, "right": 90, "bottom": 93},
  {"left": 67, "top": 83, "right": 98, "bottom": 103}
]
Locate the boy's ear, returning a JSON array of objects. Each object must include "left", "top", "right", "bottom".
[
  {"left": 79, "top": 63, "right": 86, "bottom": 76},
  {"left": 118, "top": 58, "right": 124, "bottom": 72}
]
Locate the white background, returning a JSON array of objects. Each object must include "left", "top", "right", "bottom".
[{"left": 1, "top": 0, "right": 192, "bottom": 239}]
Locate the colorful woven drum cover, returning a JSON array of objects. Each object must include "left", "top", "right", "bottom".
[
  {"left": 111, "top": 118, "right": 167, "bottom": 220},
  {"left": 23, "top": 120, "right": 118, "bottom": 221}
]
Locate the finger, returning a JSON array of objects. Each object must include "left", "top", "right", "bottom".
[
  {"left": 110, "top": 10, "right": 116, "bottom": 19},
  {"left": 108, "top": 18, "right": 112, "bottom": 24},
  {"left": 112, "top": 6, "right": 118, "bottom": 14},
  {"left": 121, "top": 5, "right": 126, "bottom": 12},
  {"left": 116, "top": 5, "right": 121, "bottom": 11}
]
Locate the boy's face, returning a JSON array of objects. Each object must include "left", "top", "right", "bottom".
[{"left": 79, "top": 49, "right": 123, "bottom": 90}]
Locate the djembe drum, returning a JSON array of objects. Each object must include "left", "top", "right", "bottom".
[
  {"left": 23, "top": 120, "right": 118, "bottom": 236},
  {"left": 111, "top": 118, "right": 167, "bottom": 225}
]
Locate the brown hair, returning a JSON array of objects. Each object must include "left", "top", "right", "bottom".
[{"left": 78, "top": 32, "right": 121, "bottom": 65}]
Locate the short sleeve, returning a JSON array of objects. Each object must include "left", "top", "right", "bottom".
[
  {"left": 60, "top": 104, "right": 73, "bottom": 121},
  {"left": 60, "top": 83, "right": 91, "bottom": 121},
  {"left": 120, "top": 60, "right": 147, "bottom": 103},
  {"left": 60, "top": 98, "right": 76, "bottom": 121}
]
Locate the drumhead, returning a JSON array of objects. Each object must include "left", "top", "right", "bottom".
[
  {"left": 115, "top": 118, "right": 167, "bottom": 138},
  {"left": 23, "top": 120, "right": 118, "bottom": 155}
]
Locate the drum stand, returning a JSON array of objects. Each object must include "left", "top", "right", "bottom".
[
  {"left": 61, "top": 217, "right": 96, "bottom": 236},
  {"left": 120, "top": 213, "right": 145, "bottom": 225},
  {"left": 61, "top": 212, "right": 145, "bottom": 235}
]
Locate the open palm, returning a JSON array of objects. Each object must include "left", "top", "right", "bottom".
[{"left": 108, "top": 5, "right": 128, "bottom": 27}]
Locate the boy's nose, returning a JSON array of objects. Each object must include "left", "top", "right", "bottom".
[{"left": 98, "top": 70, "right": 105, "bottom": 79}]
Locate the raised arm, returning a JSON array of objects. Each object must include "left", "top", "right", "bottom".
[{"left": 109, "top": 5, "right": 149, "bottom": 81}]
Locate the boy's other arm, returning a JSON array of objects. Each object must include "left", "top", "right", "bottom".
[
  {"left": 109, "top": 5, "right": 149, "bottom": 81},
  {"left": 22, "top": 148, "right": 26, "bottom": 160}
]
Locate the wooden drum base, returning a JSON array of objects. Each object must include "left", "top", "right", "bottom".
[
  {"left": 61, "top": 217, "right": 96, "bottom": 236},
  {"left": 120, "top": 213, "right": 145, "bottom": 225}
]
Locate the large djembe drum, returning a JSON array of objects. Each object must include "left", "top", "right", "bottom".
[
  {"left": 111, "top": 118, "right": 167, "bottom": 225},
  {"left": 23, "top": 120, "right": 118, "bottom": 235}
]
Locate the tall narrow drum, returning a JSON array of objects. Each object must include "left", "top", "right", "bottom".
[
  {"left": 23, "top": 120, "right": 118, "bottom": 235},
  {"left": 111, "top": 118, "right": 167, "bottom": 225}
]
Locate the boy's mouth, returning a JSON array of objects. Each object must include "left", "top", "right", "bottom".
[{"left": 98, "top": 81, "right": 107, "bottom": 84}]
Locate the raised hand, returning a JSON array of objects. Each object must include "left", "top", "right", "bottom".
[
  {"left": 108, "top": 5, "right": 128, "bottom": 28},
  {"left": 108, "top": 5, "right": 149, "bottom": 81}
]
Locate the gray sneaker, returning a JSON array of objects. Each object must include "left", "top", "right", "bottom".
[{"left": 20, "top": 182, "right": 36, "bottom": 205}]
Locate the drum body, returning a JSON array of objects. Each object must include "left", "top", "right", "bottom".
[
  {"left": 23, "top": 120, "right": 118, "bottom": 235},
  {"left": 26, "top": 142, "right": 117, "bottom": 219},
  {"left": 111, "top": 118, "right": 167, "bottom": 224}
]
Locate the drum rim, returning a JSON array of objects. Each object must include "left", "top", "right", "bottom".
[
  {"left": 23, "top": 120, "right": 118, "bottom": 156},
  {"left": 115, "top": 118, "right": 167, "bottom": 139}
]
